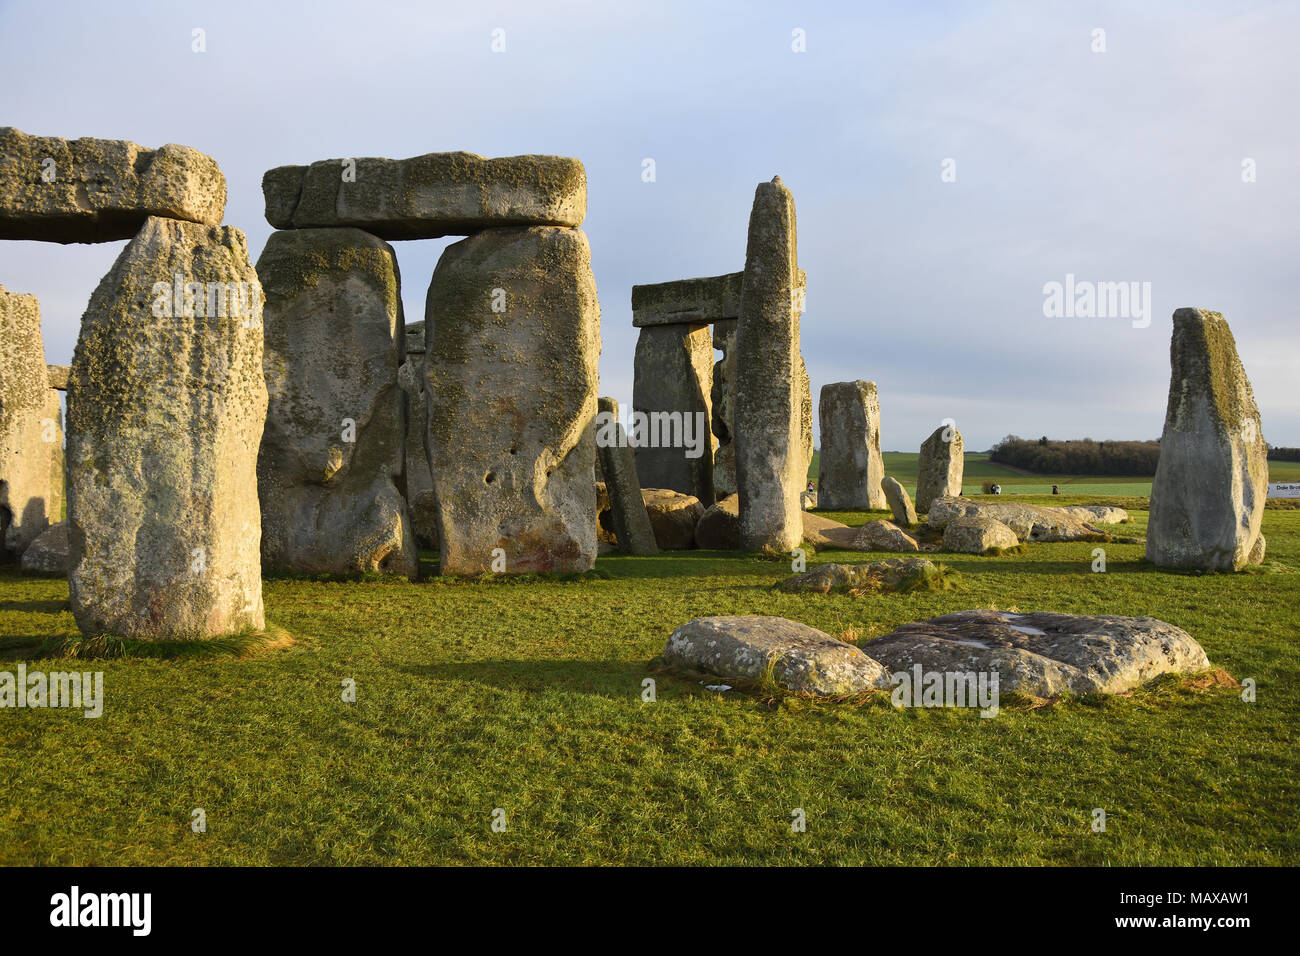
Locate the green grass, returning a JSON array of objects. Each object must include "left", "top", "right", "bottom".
[
  {"left": 808, "top": 451, "right": 1300, "bottom": 498},
  {"left": 2, "top": 498, "right": 1297, "bottom": 865}
]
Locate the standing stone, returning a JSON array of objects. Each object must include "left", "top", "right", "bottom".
[
  {"left": 425, "top": 226, "right": 599, "bottom": 573},
  {"left": 1, "top": 287, "right": 63, "bottom": 560},
  {"left": 735, "top": 176, "right": 802, "bottom": 553},
  {"left": 398, "top": 320, "right": 438, "bottom": 550},
  {"left": 916, "top": 424, "right": 964, "bottom": 514},
  {"left": 632, "top": 322, "right": 713, "bottom": 502},
  {"left": 1148, "top": 308, "right": 1268, "bottom": 571},
  {"left": 881, "top": 476, "right": 918, "bottom": 526},
  {"left": 817, "top": 381, "right": 885, "bottom": 509},
  {"left": 797, "top": 355, "right": 814, "bottom": 480},
  {"left": 0, "top": 128, "right": 226, "bottom": 243},
  {"left": 66, "top": 217, "right": 266, "bottom": 638},
  {"left": 256, "top": 227, "right": 417, "bottom": 578},
  {"left": 595, "top": 397, "right": 657, "bottom": 555},
  {"left": 711, "top": 318, "right": 738, "bottom": 498}
]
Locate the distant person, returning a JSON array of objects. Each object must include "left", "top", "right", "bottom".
[
  {"left": 1051, "top": 484, "right": 1060, "bottom": 495},
  {"left": 992, "top": 483, "right": 1001, "bottom": 495},
  {"left": 807, "top": 480, "right": 815, "bottom": 493}
]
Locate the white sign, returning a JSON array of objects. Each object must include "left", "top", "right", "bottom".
[{"left": 1268, "top": 482, "right": 1300, "bottom": 498}]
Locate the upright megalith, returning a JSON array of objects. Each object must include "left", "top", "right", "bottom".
[
  {"left": 1148, "top": 308, "right": 1268, "bottom": 571},
  {"left": 631, "top": 322, "right": 714, "bottom": 502},
  {"left": 256, "top": 227, "right": 417, "bottom": 578},
  {"left": 0, "top": 127, "right": 226, "bottom": 243},
  {"left": 595, "top": 397, "right": 658, "bottom": 555},
  {"left": 398, "top": 320, "right": 438, "bottom": 549},
  {"left": 916, "top": 424, "right": 964, "bottom": 514},
  {"left": 734, "top": 176, "right": 803, "bottom": 552},
  {"left": 817, "top": 381, "right": 885, "bottom": 509},
  {"left": 711, "top": 318, "right": 739, "bottom": 497},
  {"left": 881, "top": 475, "right": 918, "bottom": 526},
  {"left": 263, "top": 152, "right": 586, "bottom": 239},
  {"left": 424, "top": 226, "right": 600, "bottom": 573},
  {"left": 66, "top": 217, "right": 266, "bottom": 639},
  {"left": 1, "top": 287, "right": 64, "bottom": 560}
]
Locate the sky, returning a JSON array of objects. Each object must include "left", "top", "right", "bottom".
[{"left": 2, "top": 0, "right": 1297, "bottom": 451}]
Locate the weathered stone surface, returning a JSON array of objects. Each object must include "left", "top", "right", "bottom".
[
  {"left": 66, "top": 216, "right": 266, "bottom": 638},
  {"left": 256, "top": 228, "right": 417, "bottom": 577},
  {"left": 711, "top": 318, "right": 738, "bottom": 498},
  {"left": 663, "top": 615, "right": 890, "bottom": 696},
  {"left": 801, "top": 511, "right": 853, "bottom": 549},
  {"left": 735, "top": 177, "right": 803, "bottom": 552},
  {"left": 801, "top": 490, "right": 818, "bottom": 510},
  {"left": 594, "top": 481, "right": 618, "bottom": 552},
  {"left": 797, "top": 355, "right": 814, "bottom": 479},
  {"left": 46, "top": 365, "right": 70, "bottom": 391},
  {"left": 942, "top": 516, "right": 1019, "bottom": 553},
  {"left": 631, "top": 271, "right": 742, "bottom": 328},
  {"left": 881, "top": 476, "right": 918, "bottom": 526},
  {"left": 20, "top": 520, "right": 67, "bottom": 574},
  {"left": 817, "top": 380, "right": 884, "bottom": 509},
  {"left": 263, "top": 152, "right": 586, "bottom": 239},
  {"left": 596, "top": 397, "right": 657, "bottom": 555},
  {"left": 778, "top": 558, "right": 939, "bottom": 595},
  {"left": 916, "top": 424, "right": 964, "bottom": 513},
  {"left": 0, "top": 128, "right": 225, "bottom": 243},
  {"left": 696, "top": 493, "right": 740, "bottom": 550},
  {"left": 641, "top": 488, "right": 704, "bottom": 550},
  {"left": 865, "top": 610, "right": 1211, "bottom": 696},
  {"left": 928, "top": 496, "right": 1105, "bottom": 543},
  {"left": 632, "top": 323, "right": 714, "bottom": 502},
  {"left": 1148, "top": 308, "right": 1268, "bottom": 571},
  {"left": 1, "top": 287, "right": 63, "bottom": 560},
  {"left": 398, "top": 320, "right": 436, "bottom": 550},
  {"left": 425, "top": 226, "right": 599, "bottom": 573},
  {"left": 1059, "top": 505, "right": 1129, "bottom": 525},
  {"left": 853, "top": 519, "right": 920, "bottom": 553},
  {"left": 1248, "top": 533, "right": 1266, "bottom": 565}
]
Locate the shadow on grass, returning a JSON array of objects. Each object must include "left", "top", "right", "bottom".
[
  {"left": 0, "top": 598, "right": 67, "bottom": 614},
  {"left": 399, "top": 658, "right": 659, "bottom": 697}
]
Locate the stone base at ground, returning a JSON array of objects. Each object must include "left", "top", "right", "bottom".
[
  {"left": 942, "top": 515, "right": 1020, "bottom": 553},
  {"left": 928, "top": 496, "right": 1107, "bottom": 543},
  {"left": 778, "top": 558, "right": 940, "bottom": 594},
  {"left": 19, "top": 520, "right": 67, "bottom": 574},
  {"left": 641, "top": 488, "right": 704, "bottom": 550},
  {"left": 864, "top": 609, "right": 1211, "bottom": 696},
  {"left": 663, "top": 615, "right": 890, "bottom": 696},
  {"left": 854, "top": 519, "right": 920, "bottom": 552}
]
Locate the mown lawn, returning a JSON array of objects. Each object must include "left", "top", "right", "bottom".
[{"left": 1, "top": 499, "right": 1297, "bottom": 865}]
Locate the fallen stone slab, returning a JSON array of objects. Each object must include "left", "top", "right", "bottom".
[
  {"left": 20, "top": 520, "right": 67, "bottom": 574},
  {"left": 864, "top": 609, "right": 1211, "bottom": 696},
  {"left": 882, "top": 475, "right": 917, "bottom": 526},
  {"left": 696, "top": 493, "right": 740, "bottom": 549},
  {"left": 66, "top": 217, "right": 266, "bottom": 639},
  {"left": 0, "top": 127, "right": 225, "bottom": 243},
  {"left": 854, "top": 519, "right": 920, "bottom": 552},
  {"left": 263, "top": 151, "right": 586, "bottom": 239},
  {"left": 778, "top": 558, "right": 941, "bottom": 595},
  {"left": 641, "top": 488, "right": 704, "bottom": 550},
  {"left": 1059, "top": 505, "right": 1129, "bottom": 525},
  {"left": 943, "top": 516, "right": 1020, "bottom": 553},
  {"left": 663, "top": 615, "right": 890, "bottom": 696},
  {"left": 927, "top": 496, "right": 1107, "bottom": 543},
  {"left": 1148, "top": 308, "right": 1268, "bottom": 571},
  {"left": 800, "top": 511, "right": 853, "bottom": 549},
  {"left": 597, "top": 397, "right": 658, "bottom": 555},
  {"left": 631, "top": 271, "right": 743, "bottom": 328}
]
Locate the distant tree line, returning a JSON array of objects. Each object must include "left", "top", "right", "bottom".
[
  {"left": 1268, "top": 446, "right": 1300, "bottom": 462},
  {"left": 989, "top": 436, "right": 1161, "bottom": 475}
]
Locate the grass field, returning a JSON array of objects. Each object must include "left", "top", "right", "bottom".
[
  {"left": 2, "top": 496, "right": 1297, "bottom": 865},
  {"left": 807, "top": 451, "right": 1300, "bottom": 498}
]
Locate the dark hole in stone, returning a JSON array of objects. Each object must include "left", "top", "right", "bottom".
[{"left": 485, "top": 471, "right": 496, "bottom": 484}]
